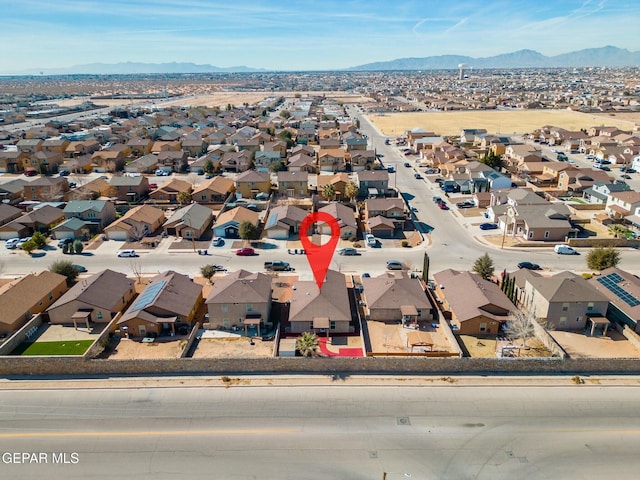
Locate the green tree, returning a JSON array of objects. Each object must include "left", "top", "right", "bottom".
[
  {"left": 472, "top": 253, "right": 495, "bottom": 280},
  {"left": 21, "top": 239, "right": 37, "bottom": 255},
  {"left": 322, "top": 183, "right": 336, "bottom": 201},
  {"left": 587, "top": 246, "right": 621, "bottom": 271},
  {"left": 608, "top": 225, "right": 628, "bottom": 238},
  {"left": 345, "top": 182, "right": 359, "bottom": 203},
  {"left": 204, "top": 159, "right": 215, "bottom": 175},
  {"left": 279, "top": 109, "right": 291, "bottom": 119},
  {"left": 32, "top": 231, "right": 47, "bottom": 249},
  {"left": 269, "top": 160, "right": 286, "bottom": 173},
  {"left": 479, "top": 151, "right": 503, "bottom": 170},
  {"left": 422, "top": 252, "right": 430, "bottom": 283},
  {"left": 177, "top": 191, "right": 191, "bottom": 205},
  {"left": 62, "top": 243, "right": 70, "bottom": 254},
  {"left": 200, "top": 264, "right": 217, "bottom": 283},
  {"left": 73, "top": 240, "right": 84, "bottom": 255},
  {"left": 239, "top": 221, "right": 258, "bottom": 241},
  {"left": 296, "top": 332, "right": 319, "bottom": 357},
  {"left": 49, "top": 259, "right": 79, "bottom": 286},
  {"left": 278, "top": 129, "right": 295, "bottom": 148}
]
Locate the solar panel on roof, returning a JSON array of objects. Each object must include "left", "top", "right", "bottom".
[
  {"left": 129, "top": 280, "right": 166, "bottom": 312},
  {"left": 597, "top": 273, "right": 640, "bottom": 308},
  {"left": 266, "top": 212, "right": 278, "bottom": 228}
]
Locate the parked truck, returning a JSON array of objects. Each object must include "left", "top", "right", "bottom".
[{"left": 264, "top": 260, "right": 293, "bottom": 271}]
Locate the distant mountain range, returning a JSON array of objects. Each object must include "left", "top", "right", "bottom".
[
  {"left": 13, "top": 62, "right": 265, "bottom": 75},
  {"left": 5, "top": 46, "right": 640, "bottom": 75},
  {"left": 349, "top": 46, "right": 640, "bottom": 71}
]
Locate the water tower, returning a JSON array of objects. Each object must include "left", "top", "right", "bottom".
[{"left": 458, "top": 63, "right": 467, "bottom": 80}]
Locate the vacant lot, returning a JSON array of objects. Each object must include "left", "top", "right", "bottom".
[
  {"left": 369, "top": 109, "right": 637, "bottom": 136},
  {"left": 12, "top": 340, "right": 93, "bottom": 356}
]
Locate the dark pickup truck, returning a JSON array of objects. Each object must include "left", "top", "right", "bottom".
[{"left": 264, "top": 261, "right": 293, "bottom": 271}]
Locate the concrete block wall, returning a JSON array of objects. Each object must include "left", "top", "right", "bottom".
[{"left": 0, "top": 315, "right": 44, "bottom": 356}]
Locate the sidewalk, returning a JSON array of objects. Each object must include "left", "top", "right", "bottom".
[{"left": 1, "top": 374, "right": 638, "bottom": 390}]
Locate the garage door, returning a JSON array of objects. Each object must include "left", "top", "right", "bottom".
[{"left": 107, "top": 230, "right": 128, "bottom": 241}]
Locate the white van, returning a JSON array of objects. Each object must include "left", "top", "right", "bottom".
[
  {"left": 365, "top": 234, "right": 377, "bottom": 247},
  {"left": 117, "top": 249, "right": 137, "bottom": 258},
  {"left": 554, "top": 244, "right": 577, "bottom": 255}
]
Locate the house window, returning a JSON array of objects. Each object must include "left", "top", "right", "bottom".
[
  {"left": 560, "top": 316, "right": 567, "bottom": 325},
  {"left": 587, "top": 302, "right": 594, "bottom": 311},
  {"left": 528, "top": 230, "right": 534, "bottom": 239},
  {"left": 309, "top": 322, "right": 314, "bottom": 330},
  {"left": 201, "top": 195, "right": 207, "bottom": 201},
  {"left": 544, "top": 231, "right": 550, "bottom": 239},
  {"left": 246, "top": 304, "right": 253, "bottom": 313},
  {"left": 48, "top": 292, "right": 53, "bottom": 301},
  {"left": 479, "top": 322, "right": 487, "bottom": 332},
  {"left": 330, "top": 321, "right": 336, "bottom": 330},
  {"left": 562, "top": 303, "right": 569, "bottom": 312},
  {"left": 223, "top": 319, "right": 230, "bottom": 327},
  {"left": 221, "top": 304, "right": 228, "bottom": 313},
  {"left": 96, "top": 311, "right": 103, "bottom": 320}
]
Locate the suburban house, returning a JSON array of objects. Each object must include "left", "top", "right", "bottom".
[
  {"left": 90, "top": 150, "right": 125, "bottom": 172},
  {"left": 163, "top": 203, "right": 213, "bottom": 239},
  {"left": 0, "top": 205, "right": 66, "bottom": 239},
  {"left": 364, "top": 198, "right": 405, "bottom": 228},
  {"left": 318, "top": 148, "right": 346, "bottom": 172},
  {"left": 520, "top": 271, "right": 609, "bottom": 331},
  {"left": 254, "top": 150, "right": 281, "bottom": 172},
  {"left": 582, "top": 182, "right": 632, "bottom": 205},
  {"left": 348, "top": 150, "right": 376, "bottom": 171},
  {"left": 205, "top": 269, "right": 272, "bottom": 333},
  {"left": 0, "top": 271, "right": 68, "bottom": 335},
  {"left": 287, "top": 153, "right": 316, "bottom": 173},
  {"left": 0, "top": 204, "right": 22, "bottom": 227},
  {"left": 117, "top": 271, "right": 203, "bottom": 337},
  {"left": 342, "top": 131, "right": 368, "bottom": 151},
  {"left": 47, "top": 269, "right": 135, "bottom": 328},
  {"left": 316, "top": 173, "right": 349, "bottom": 200},
  {"left": 24, "top": 176, "right": 69, "bottom": 201},
  {"left": 605, "top": 191, "right": 640, "bottom": 220},
  {"left": 557, "top": 168, "right": 613, "bottom": 193},
  {"left": 288, "top": 270, "right": 352, "bottom": 334},
  {"left": 16, "top": 138, "right": 43, "bottom": 154},
  {"left": 157, "top": 150, "right": 188, "bottom": 172},
  {"left": 65, "top": 140, "right": 100, "bottom": 158},
  {"left": 50, "top": 217, "right": 91, "bottom": 241},
  {"left": 318, "top": 203, "right": 357, "bottom": 239},
  {"left": 589, "top": 267, "right": 640, "bottom": 333},
  {"left": 126, "top": 138, "right": 153, "bottom": 156},
  {"left": 148, "top": 179, "right": 192, "bottom": 204},
  {"left": 0, "top": 150, "right": 27, "bottom": 173},
  {"left": 109, "top": 175, "right": 150, "bottom": 202},
  {"left": 124, "top": 154, "right": 159, "bottom": 174},
  {"left": 191, "top": 176, "right": 234, "bottom": 204},
  {"left": 433, "top": 269, "right": 514, "bottom": 335},
  {"left": 221, "top": 150, "right": 252, "bottom": 172},
  {"left": 181, "top": 135, "right": 208, "bottom": 157},
  {"left": 361, "top": 272, "right": 433, "bottom": 325},
  {"left": 63, "top": 200, "right": 116, "bottom": 231},
  {"left": 212, "top": 206, "right": 259, "bottom": 238},
  {"left": 502, "top": 203, "right": 574, "bottom": 242},
  {"left": 264, "top": 204, "right": 307, "bottom": 240},
  {"left": 356, "top": 170, "right": 389, "bottom": 198},
  {"left": 104, "top": 205, "right": 166, "bottom": 241},
  {"left": 276, "top": 171, "right": 308, "bottom": 198},
  {"left": 235, "top": 170, "right": 271, "bottom": 198}
]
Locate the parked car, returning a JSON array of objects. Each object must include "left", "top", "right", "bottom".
[
  {"left": 365, "top": 234, "right": 377, "bottom": 247},
  {"left": 338, "top": 247, "right": 358, "bottom": 256},
  {"left": 72, "top": 264, "right": 88, "bottom": 273},
  {"left": 438, "top": 202, "right": 449, "bottom": 210},
  {"left": 414, "top": 173, "right": 423, "bottom": 179},
  {"left": 554, "top": 244, "right": 578, "bottom": 255},
  {"left": 386, "top": 260, "right": 404, "bottom": 270},
  {"left": 211, "top": 237, "right": 224, "bottom": 247},
  {"left": 58, "top": 238, "right": 73, "bottom": 248},
  {"left": 456, "top": 200, "right": 474, "bottom": 209},
  {"left": 24, "top": 170, "right": 37, "bottom": 177},
  {"left": 58, "top": 169, "right": 70, "bottom": 176},
  {"left": 432, "top": 196, "right": 442, "bottom": 203},
  {"left": 16, "top": 237, "right": 32, "bottom": 248},
  {"left": 235, "top": 247, "right": 255, "bottom": 256},
  {"left": 479, "top": 223, "right": 499, "bottom": 230},
  {"left": 5, "top": 238, "right": 19, "bottom": 249},
  {"left": 264, "top": 260, "right": 292, "bottom": 271},
  {"left": 403, "top": 162, "right": 411, "bottom": 167},
  {"left": 622, "top": 174, "right": 632, "bottom": 179},
  {"left": 517, "top": 261, "right": 541, "bottom": 270},
  {"left": 117, "top": 249, "right": 137, "bottom": 258},
  {"left": 148, "top": 183, "right": 158, "bottom": 189},
  {"left": 626, "top": 168, "right": 636, "bottom": 174}
]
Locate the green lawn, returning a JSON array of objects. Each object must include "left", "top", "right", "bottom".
[{"left": 12, "top": 340, "right": 93, "bottom": 356}]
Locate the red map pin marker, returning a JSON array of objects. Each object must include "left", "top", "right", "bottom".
[{"left": 299, "top": 212, "right": 340, "bottom": 291}]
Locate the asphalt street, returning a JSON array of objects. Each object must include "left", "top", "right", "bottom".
[{"left": 1, "top": 384, "right": 639, "bottom": 480}]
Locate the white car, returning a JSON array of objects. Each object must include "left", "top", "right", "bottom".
[
  {"left": 5, "top": 238, "right": 19, "bottom": 249},
  {"left": 554, "top": 244, "right": 577, "bottom": 255},
  {"left": 117, "top": 249, "right": 137, "bottom": 258},
  {"left": 365, "top": 234, "right": 377, "bottom": 247}
]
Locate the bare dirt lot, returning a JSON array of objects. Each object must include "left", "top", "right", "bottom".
[
  {"left": 192, "top": 337, "right": 275, "bottom": 358},
  {"left": 369, "top": 109, "right": 637, "bottom": 136},
  {"left": 458, "top": 335, "right": 552, "bottom": 358},
  {"left": 550, "top": 330, "right": 640, "bottom": 358}
]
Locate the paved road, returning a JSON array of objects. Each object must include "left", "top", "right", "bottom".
[{"left": 1, "top": 384, "right": 639, "bottom": 480}]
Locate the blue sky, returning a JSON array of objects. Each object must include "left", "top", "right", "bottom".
[{"left": 2, "top": 0, "right": 639, "bottom": 72}]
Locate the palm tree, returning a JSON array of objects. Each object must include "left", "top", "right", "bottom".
[
  {"left": 345, "top": 182, "right": 359, "bottom": 204},
  {"left": 322, "top": 183, "right": 336, "bottom": 201},
  {"left": 608, "top": 224, "right": 627, "bottom": 239},
  {"left": 296, "top": 332, "right": 319, "bottom": 357}
]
